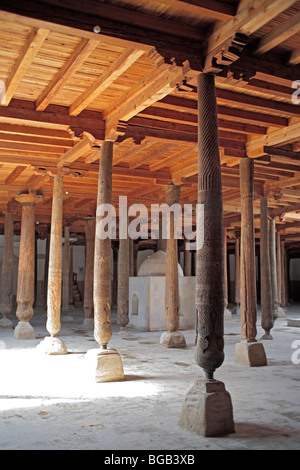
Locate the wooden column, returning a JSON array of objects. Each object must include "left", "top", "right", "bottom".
[
  {"left": 260, "top": 197, "right": 273, "bottom": 339},
  {"left": 276, "top": 232, "right": 282, "bottom": 307},
  {"left": 269, "top": 218, "right": 285, "bottom": 318},
  {"left": 233, "top": 235, "right": 240, "bottom": 314},
  {"left": 117, "top": 234, "right": 129, "bottom": 329},
  {"left": 83, "top": 216, "right": 95, "bottom": 327},
  {"left": 37, "top": 174, "right": 67, "bottom": 354},
  {"left": 91, "top": 141, "right": 124, "bottom": 382},
  {"left": 235, "top": 159, "right": 267, "bottom": 367},
  {"left": 69, "top": 243, "right": 74, "bottom": 306},
  {"left": 112, "top": 247, "right": 118, "bottom": 306},
  {"left": 43, "top": 230, "right": 50, "bottom": 309},
  {"left": 181, "top": 73, "right": 234, "bottom": 437},
  {"left": 184, "top": 239, "right": 192, "bottom": 276},
  {"left": 14, "top": 193, "right": 42, "bottom": 339},
  {"left": 62, "top": 226, "right": 70, "bottom": 315},
  {"left": 239, "top": 158, "right": 257, "bottom": 342},
  {"left": 281, "top": 240, "right": 287, "bottom": 308},
  {"left": 0, "top": 212, "right": 14, "bottom": 328},
  {"left": 224, "top": 229, "right": 232, "bottom": 320},
  {"left": 194, "top": 74, "right": 225, "bottom": 378},
  {"left": 94, "top": 141, "right": 113, "bottom": 349},
  {"left": 160, "top": 184, "right": 185, "bottom": 348}
]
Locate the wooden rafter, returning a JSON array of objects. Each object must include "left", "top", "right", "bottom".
[
  {"left": 36, "top": 38, "right": 99, "bottom": 111},
  {"left": 2, "top": 27, "right": 49, "bottom": 106},
  {"left": 69, "top": 48, "right": 145, "bottom": 116}
]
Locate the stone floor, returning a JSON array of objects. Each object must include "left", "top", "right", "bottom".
[{"left": 0, "top": 304, "right": 299, "bottom": 450}]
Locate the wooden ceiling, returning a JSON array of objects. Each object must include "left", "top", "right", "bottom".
[{"left": 0, "top": 0, "right": 299, "bottom": 251}]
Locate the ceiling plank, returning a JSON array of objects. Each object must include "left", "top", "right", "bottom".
[
  {"left": 254, "top": 11, "right": 300, "bottom": 55},
  {"left": 36, "top": 38, "right": 99, "bottom": 111},
  {"left": 69, "top": 47, "right": 145, "bottom": 116},
  {"left": 247, "top": 121, "right": 300, "bottom": 158},
  {"left": 2, "top": 27, "right": 49, "bottom": 106}
]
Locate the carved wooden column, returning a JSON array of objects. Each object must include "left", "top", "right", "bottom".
[
  {"left": 43, "top": 230, "right": 50, "bottom": 309},
  {"left": 117, "top": 234, "right": 129, "bottom": 330},
  {"left": 89, "top": 141, "right": 124, "bottom": 382},
  {"left": 0, "top": 212, "right": 14, "bottom": 328},
  {"left": 37, "top": 174, "right": 67, "bottom": 354},
  {"left": 160, "top": 184, "right": 186, "bottom": 348},
  {"left": 260, "top": 197, "right": 273, "bottom": 339},
  {"left": 14, "top": 194, "right": 42, "bottom": 339},
  {"left": 181, "top": 73, "right": 234, "bottom": 437},
  {"left": 62, "top": 226, "right": 73, "bottom": 320},
  {"left": 83, "top": 216, "right": 95, "bottom": 327},
  {"left": 234, "top": 159, "right": 267, "bottom": 366}
]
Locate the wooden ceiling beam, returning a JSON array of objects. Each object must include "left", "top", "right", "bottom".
[
  {"left": 154, "top": 0, "right": 236, "bottom": 21},
  {"left": 205, "top": 0, "right": 298, "bottom": 58},
  {"left": 247, "top": 121, "right": 300, "bottom": 158},
  {"left": 254, "top": 11, "right": 300, "bottom": 56},
  {"left": 2, "top": 27, "right": 49, "bottom": 106},
  {"left": 69, "top": 47, "right": 145, "bottom": 116},
  {"left": 56, "top": 132, "right": 96, "bottom": 168},
  {"left": 0, "top": 99, "right": 105, "bottom": 140},
  {"left": 105, "top": 59, "right": 190, "bottom": 140},
  {"left": 36, "top": 38, "right": 99, "bottom": 111}
]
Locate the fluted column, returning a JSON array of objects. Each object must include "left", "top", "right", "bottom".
[
  {"left": 37, "top": 174, "right": 67, "bottom": 354},
  {"left": 14, "top": 193, "right": 42, "bottom": 339},
  {"left": 234, "top": 235, "right": 240, "bottom": 313},
  {"left": 0, "top": 212, "right": 14, "bottom": 328},
  {"left": 90, "top": 141, "right": 124, "bottom": 382},
  {"left": 181, "top": 73, "right": 234, "bottom": 437},
  {"left": 160, "top": 184, "right": 186, "bottom": 348},
  {"left": 260, "top": 197, "right": 273, "bottom": 339},
  {"left": 83, "top": 216, "right": 95, "bottom": 327}
]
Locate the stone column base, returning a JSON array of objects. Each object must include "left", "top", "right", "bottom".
[
  {"left": 231, "top": 305, "right": 240, "bottom": 315},
  {"left": 180, "top": 378, "right": 235, "bottom": 437},
  {"left": 82, "top": 317, "right": 94, "bottom": 328},
  {"left": 224, "top": 308, "right": 232, "bottom": 321},
  {"left": 0, "top": 316, "right": 14, "bottom": 329},
  {"left": 235, "top": 340, "right": 267, "bottom": 367},
  {"left": 36, "top": 336, "right": 68, "bottom": 355},
  {"left": 86, "top": 348, "right": 125, "bottom": 383},
  {"left": 160, "top": 331, "right": 186, "bottom": 348},
  {"left": 14, "top": 321, "right": 36, "bottom": 339}
]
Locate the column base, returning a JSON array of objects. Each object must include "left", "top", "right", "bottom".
[
  {"left": 276, "top": 306, "right": 286, "bottom": 318},
  {"left": 235, "top": 340, "right": 267, "bottom": 367},
  {"left": 0, "top": 316, "right": 14, "bottom": 329},
  {"left": 36, "top": 336, "right": 68, "bottom": 355},
  {"left": 180, "top": 378, "right": 235, "bottom": 437},
  {"left": 224, "top": 308, "right": 232, "bottom": 321},
  {"left": 261, "top": 332, "right": 273, "bottom": 340},
  {"left": 160, "top": 330, "right": 186, "bottom": 348},
  {"left": 86, "top": 348, "right": 125, "bottom": 383},
  {"left": 14, "top": 321, "right": 36, "bottom": 339},
  {"left": 82, "top": 317, "right": 94, "bottom": 328}
]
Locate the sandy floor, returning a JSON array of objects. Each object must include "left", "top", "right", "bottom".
[{"left": 0, "top": 304, "right": 299, "bottom": 450}]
